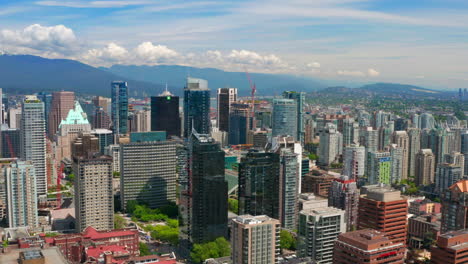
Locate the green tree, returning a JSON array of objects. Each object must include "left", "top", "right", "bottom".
[
  {"left": 308, "top": 153, "right": 318, "bottom": 161},
  {"left": 190, "top": 237, "right": 231, "bottom": 263},
  {"left": 67, "top": 173, "right": 75, "bottom": 182},
  {"left": 280, "top": 230, "right": 296, "bottom": 250},
  {"left": 228, "top": 198, "right": 239, "bottom": 214},
  {"left": 113, "top": 171, "right": 120, "bottom": 178},
  {"left": 139, "top": 242, "right": 151, "bottom": 256},
  {"left": 114, "top": 214, "right": 127, "bottom": 229},
  {"left": 126, "top": 200, "right": 139, "bottom": 214}
]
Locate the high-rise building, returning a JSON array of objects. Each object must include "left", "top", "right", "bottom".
[
  {"left": 111, "top": 81, "right": 129, "bottom": 135},
  {"left": 91, "top": 129, "right": 113, "bottom": 154},
  {"left": 392, "top": 131, "right": 409, "bottom": 180},
  {"left": 378, "top": 121, "right": 394, "bottom": 150},
  {"left": 328, "top": 176, "right": 359, "bottom": 231},
  {"left": 217, "top": 88, "right": 237, "bottom": 132},
  {"left": 297, "top": 207, "right": 346, "bottom": 262},
  {"left": 436, "top": 163, "right": 463, "bottom": 194},
  {"left": 183, "top": 78, "right": 210, "bottom": 138},
  {"left": 444, "top": 151, "right": 465, "bottom": 176},
  {"left": 358, "top": 185, "right": 408, "bottom": 244},
  {"left": 231, "top": 215, "right": 280, "bottom": 264},
  {"left": 47, "top": 91, "right": 75, "bottom": 137},
  {"left": 279, "top": 148, "right": 299, "bottom": 230},
  {"left": 186, "top": 132, "right": 228, "bottom": 244},
  {"left": 1, "top": 128, "right": 20, "bottom": 158},
  {"left": 366, "top": 151, "right": 392, "bottom": 184},
  {"left": 318, "top": 123, "right": 343, "bottom": 166},
  {"left": 105, "top": 144, "right": 120, "bottom": 173},
  {"left": 385, "top": 144, "right": 404, "bottom": 184},
  {"left": 7, "top": 108, "right": 21, "bottom": 129},
  {"left": 407, "top": 128, "right": 421, "bottom": 178},
  {"left": 342, "top": 118, "right": 359, "bottom": 147},
  {"left": 151, "top": 90, "right": 181, "bottom": 138},
  {"left": 92, "top": 96, "right": 109, "bottom": 113},
  {"left": 37, "top": 92, "right": 52, "bottom": 131},
  {"left": 283, "top": 91, "right": 305, "bottom": 143},
  {"left": 239, "top": 151, "right": 280, "bottom": 220},
  {"left": 419, "top": 113, "right": 435, "bottom": 130},
  {"left": 5, "top": 161, "right": 38, "bottom": 228},
  {"left": 20, "top": 95, "right": 47, "bottom": 195},
  {"left": 343, "top": 144, "right": 365, "bottom": 180},
  {"left": 228, "top": 103, "right": 251, "bottom": 145},
  {"left": 440, "top": 180, "right": 468, "bottom": 233},
  {"left": 272, "top": 99, "right": 297, "bottom": 139},
  {"left": 333, "top": 229, "right": 406, "bottom": 264},
  {"left": 360, "top": 127, "right": 379, "bottom": 154},
  {"left": 120, "top": 139, "right": 177, "bottom": 210},
  {"left": 93, "top": 107, "right": 111, "bottom": 129},
  {"left": 130, "top": 109, "right": 151, "bottom": 132},
  {"left": 415, "top": 149, "right": 435, "bottom": 186},
  {"left": 431, "top": 229, "right": 468, "bottom": 263},
  {"left": 72, "top": 133, "right": 113, "bottom": 232}
]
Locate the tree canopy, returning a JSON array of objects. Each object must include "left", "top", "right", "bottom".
[
  {"left": 280, "top": 230, "right": 296, "bottom": 250},
  {"left": 190, "top": 237, "right": 231, "bottom": 263}
]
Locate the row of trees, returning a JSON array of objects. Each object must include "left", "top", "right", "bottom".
[{"left": 190, "top": 237, "right": 231, "bottom": 263}]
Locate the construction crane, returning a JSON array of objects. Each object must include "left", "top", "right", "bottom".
[
  {"left": 4, "top": 133, "right": 15, "bottom": 158},
  {"left": 245, "top": 70, "right": 257, "bottom": 129}
]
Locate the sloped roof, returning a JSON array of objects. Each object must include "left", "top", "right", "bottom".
[
  {"left": 58, "top": 101, "right": 89, "bottom": 128},
  {"left": 450, "top": 180, "right": 468, "bottom": 192}
]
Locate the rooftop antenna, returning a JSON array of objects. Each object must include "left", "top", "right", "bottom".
[{"left": 165, "top": 82, "right": 168, "bottom": 92}]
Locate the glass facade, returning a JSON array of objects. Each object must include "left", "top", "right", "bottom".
[
  {"left": 272, "top": 99, "right": 297, "bottom": 140},
  {"left": 111, "top": 81, "right": 128, "bottom": 135},
  {"left": 183, "top": 78, "right": 210, "bottom": 138},
  {"left": 151, "top": 94, "right": 181, "bottom": 137}
]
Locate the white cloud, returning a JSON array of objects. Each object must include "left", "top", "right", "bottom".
[
  {"left": 307, "top": 62, "right": 321, "bottom": 68},
  {"left": 227, "top": 49, "right": 284, "bottom": 67},
  {"left": 82, "top": 42, "right": 128, "bottom": 64},
  {"left": 133, "top": 42, "right": 178, "bottom": 63},
  {"left": 367, "top": 68, "right": 380, "bottom": 77},
  {"left": 337, "top": 70, "right": 365, "bottom": 77}
]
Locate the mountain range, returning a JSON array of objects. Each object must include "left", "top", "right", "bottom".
[{"left": 0, "top": 54, "right": 453, "bottom": 98}]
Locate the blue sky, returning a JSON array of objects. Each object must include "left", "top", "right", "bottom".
[{"left": 0, "top": 0, "right": 467, "bottom": 89}]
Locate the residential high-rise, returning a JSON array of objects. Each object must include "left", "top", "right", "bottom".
[
  {"left": 47, "top": 91, "right": 75, "bottom": 137},
  {"left": 431, "top": 230, "right": 468, "bottom": 263},
  {"left": 283, "top": 91, "right": 305, "bottom": 143},
  {"left": 5, "top": 161, "right": 38, "bottom": 228},
  {"left": 72, "top": 133, "right": 113, "bottom": 232},
  {"left": 328, "top": 176, "right": 360, "bottom": 231},
  {"left": 385, "top": 144, "right": 404, "bottom": 184},
  {"left": 407, "top": 128, "right": 421, "bottom": 177},
  {"left": 419, "top": 113, "right": 435, "bottom": 130},
  {"left": 360, "top": 126, "right": 379, "bottom": 154},
  {"left": 130, "top": 109, "right": 151, "bottom": 132},
  {"left": 183, "top": 78, "right": 210, "bottom": 138},
  {"left": 1, "top": 128, "right": 20, "bottom": 158},
  {"left": 343, "top": 144, "right": 365, "bottom": 180},
  {"left": 342, "top": 118, "right": 359, "bottom": 147},
  {"left": 392, "top": 130, "right": 409, "bottom": 180},
  {"left": 217, "top": 88, "right": 237, "bottom": 132},
  {"left": 92, "top": 96, "right": 109, "bottom": 113},
  {"left": 440, "top": 180, "right": 468, "bottom": 233},
  {"left": 279, "top": 148, "right": 299, "bottom": 230},
  {"left": 186, "top": 132, "right": 228, "bottom": 244},
  {"left": 111, "top": 81, "right": 129, "bottom": 135},
  {"left": 272, "top": 99, "right": 297, "bottom": 139},
  {"left": 151, "top": 90, "right": 181, "bottom": 138},
  {"left": 7, "top": 108, "right": 21, "bottom": 129},
  {"left": 358, "top": 186, "right": 408, "bottom": 244},
  {"left": 435, "top": 163, "right": 463, "bottom": 194},
  {"left": 415, "top": 149, "right": 435, "bottom": 186},
  {"left": 20, "top": 95, "right": 47, "bottom": 195},
  {"left": 366, "top": 151, "right": 392, "bottom": 184},
  {"left": 297, "top": 207, "right": 346, "bottom": 262},
  {"left": 333, "top": 229, "right": 406, "bottom": 264},
  {"left": 239, "top": 151, "right": 280, "bottom": 220},
  {"left": 378, "top": 121, "right": 394, "bottom": 150},
  {"left": 444, "top": 151, "right": 465, "bottom": 176},
  {"left": 318, "top": 123, "right": 343, "bottom": 166},
  {"left": 462, "top": 131, "right": 468, "bottom": 176},
  {"left": 228, "top": 102, "right": 251, "bottom": 145},
  {"left": 231, "top": 215, "right": 280, "bottom": 264},
  {"left": 120, "top": 138, "right": 177, "bottom": 210},
  {"left": 93, "top": 107, "right": 111, "bottom": 129},
  {"left": 91, "top": 129, "right": 114, "bottom": 154}
]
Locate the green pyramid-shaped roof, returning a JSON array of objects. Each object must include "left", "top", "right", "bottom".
[{"left": 59, "top": 101, "right": 90, "bottom": 128}]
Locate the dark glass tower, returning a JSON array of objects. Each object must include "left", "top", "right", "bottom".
[
  {"left": 151, "top": 90, "right": 181, "bottom": 137},
  {"left": 183, "top": 78, "right": 210, "bottom": 138},
  {"left": 228, "top": 103, "right": 251, "bottom": 145},
  {"left": 188, "top": 132, "right": 228, "bottom": 244},
  {"left": 111, "top": 81, "right": 129, "bottom": 135},
  {"left": 238, "top": 151, "right": 280, "bottom": 219}
]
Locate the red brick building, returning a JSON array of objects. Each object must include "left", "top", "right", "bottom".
[
  {"left": 409, "top": 199, "right": 441, "bottom": 216},
  {"left": 431, "top": 230, "right": 468, "bottom": 264},
  {"left": 358, "top": 186, "right": 408, "bottom": 245},
  {"left": 333, "top": 229, "right": 406, "bottom": 264}
]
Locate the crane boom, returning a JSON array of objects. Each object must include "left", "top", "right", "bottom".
[{"left": 245, "top": 70, "right": 256, "bottom": 129}]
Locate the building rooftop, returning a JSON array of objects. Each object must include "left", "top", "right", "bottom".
[
  {"left": 362, "top": 185, "right": 404, "bottom": 202},
  {"left": 233, "top": 215, "right": 277, "bottom": 225},
  {"left": 338, "top": 229, "right": 402, "bottom": 251},
  {"left": 449, "top": 180, "right": 468, "bottom": 192},
  {"left": 300, "top": 206, "right": 344, "bottom": 217},
  {"left": 58, "top": 101, "right": 89, "bottom": 128}
]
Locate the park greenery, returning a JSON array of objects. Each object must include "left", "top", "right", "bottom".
[
  {"left": 190, "top": 237, "right": 231, "bottom": 263},
  {"left": 114, "top": 214, "right": 127, "bottom": 229},
  {"left": 280, "top": 230, "right": 296, "bottom": 250},
  {"left": 228, "top": 198, "right": 239, "bottom": 214},
  {"left": 139, "top": 242, "right": 151, "bottom": 256},
  {"left": 126, "top": 200, "right": 178, "bottom": 222},
  {"left": 144, "top": 220, "right": 179, "bottom": 245}
]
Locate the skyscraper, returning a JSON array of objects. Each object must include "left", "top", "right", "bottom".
[
  {"left": 419, "top": 113, "right": 435, "bottom": 130},
  {"left": 385, "top": 144, "right": 404, "bottom": 184},
  {"left": 72, "top": 133, "right": 114, "bottom": 232},
  {"left": 37, "top": 92, "right": 52, "bottom": 133},
  {"left": 440, "top": 180, "right": 468, "bottom": 232},
  {"left": 231, "top": 215, "right": 280, "bottom": 264},
  {"left": 283, "top": 91, "right": 305, "bottom": 143},
  {"left": 342, "top": 118, "right": 359, "bottom": 147},
  {"left": 415, "top": 149, "right": 435, "bottom": 186},
  {"left": 272, "top": 99, "right": 297, "bottom": 139},
  {"left": 183, "top": 78, "right": 210, "bottom": 138},
  {"left": 5, "top": 161, "right": 38, "bottom": 228},
  {"left": 297, "top": 207, "right": 346, "bottom": 262},
  {"left": 358, "top": 185, "right": 408, "bottom": 244},
  {"left": 228, "top": 102, "right": 251, "bottom": 145},
  {"left": 435, "top": 163, "right": 463, "bottom": 193},
  {"left": 111, "top": 81, "right": 129, "bottom": 135},
  {"left": 187, "top": 132, "right": 228, "bottom": 244},
  {"left": 328, "top": 176, "right": 360, "bottom": 231},
  {"left": 239, "top": 151, "right": 280, "bottom": 220},
  {"left": 47, "top": 91, "right": 75, "bottom": 137},
  {"left": 279, "top": 148, "right": 299, "bottom": 230},
  {"left": 343, "top": 144, "right": 366, "bottom": 180},
  {"left": 366, "top": 151, "right": 392, "bottom": 185},
  {"left": 318, "top": 123, "right": 343, "bottom": 166},
  {"left": 20, "top": 95, "right": 47, "bottom": 195},
  {"left": 217, "top": 87, "right": 237, "bottom": 132},
  {"left": 462, "top": 131, "right": 468, "bottom": 177},
  {"left": 151, "top": 89, "right": 181, "bottom": 138},
  {"left": 392, "top": 130, "right": 409, "bottom": 180},
  {"left": 120, "top": 139, "right": 177, "bottom": 210},
  {"left": 407, "top": 128, "right": 421, "bottom": 178},
  {"left": 93, "top": 107, "right": 111, "bottom": 129}
]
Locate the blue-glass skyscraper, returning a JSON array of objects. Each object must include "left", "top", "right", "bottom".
[
  {"left": 183, "top": 77, "right": 210, "bottom": 138},
  {"left": 37, "top": 92, "right": 52, "bottom": 131},
  {"left": 272, "top": 99, "right": 297, "bottom": 139},
  {"left": 283, "top": 91, "right": 305, "bottom": 143},
  {"left": 111, "top": 81, "right": 129, "bottom": 135}
]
